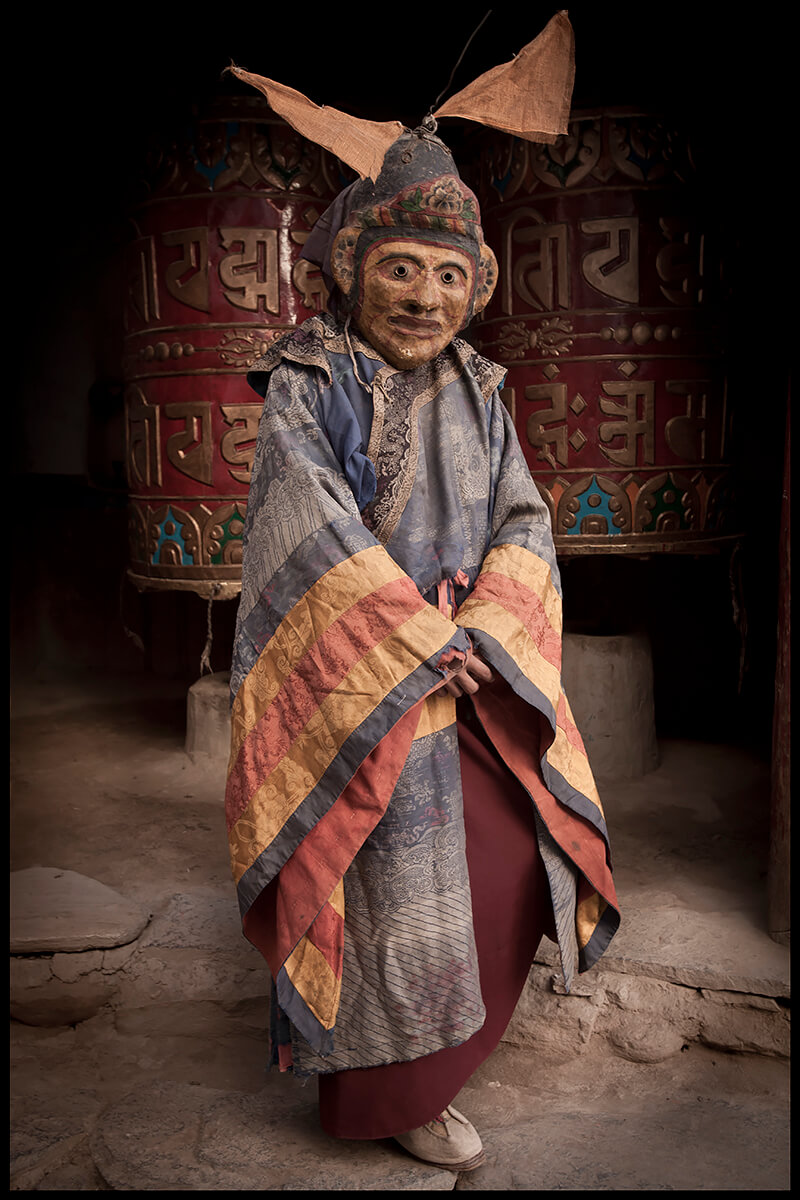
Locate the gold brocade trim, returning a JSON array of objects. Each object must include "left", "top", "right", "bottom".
[
  {"left": 370, "top": 371, "right": 459, "bottom": 543},
  {"left": 364, "top": 339, "right": 505, "bottom": 545},
  {"left": 327, "top": 877, "right": 345, "bottom": 919},
  {"left": 576, "top": 892, "right": 608, "bottom": 951},
  {"left": 415, "top": 690, "right": 457, "bottom": 740},
  {"left": 284, "top": 933, "right": 342, "bottom": 1031},
  {"left": 366, "top": 373, "right": 386, "bottom": 473},
  {"left": 246, "top": 314, "right": 333, "bottom": 380},
  {"left": 246, "top": 313, "right": 381, "bottom": 383},
  {"left": 365, "top": 351, "right": 468, "bottom": 544}
]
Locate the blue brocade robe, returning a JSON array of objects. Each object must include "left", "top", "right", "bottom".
[{"left": 225, "top": 313, "right": 619, "bottom": 1076}]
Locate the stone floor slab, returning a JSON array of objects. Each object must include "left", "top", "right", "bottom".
[
  {"left": 90, "top": 1080, "right": 456, "bottom": 1191},
  {"left": 10, "top": 867, "right": 151, "bottom": 954},
  {"left": 454, "top": 1101, "right": 789, "bottom": 1191}
]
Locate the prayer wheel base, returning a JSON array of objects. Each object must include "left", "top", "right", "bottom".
[
  {"left": 127, "top": 571, "right": 242, "bottom": 602},
  {"left": 562, "top": 632, "right": 659, "bottom": 781}
]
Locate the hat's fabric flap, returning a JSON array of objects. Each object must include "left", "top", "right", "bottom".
[
  {"left": 432, "top": 10, "right": 575, "bottom": 143},
  {"left": 227, "top": 66, "right": 405, "bottom": 180}
]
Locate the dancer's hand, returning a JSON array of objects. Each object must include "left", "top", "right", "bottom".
[{"left": 439, "top": 649, "right": 494, "bottom": 697}]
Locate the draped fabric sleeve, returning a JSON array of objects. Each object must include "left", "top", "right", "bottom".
[
  {"left": 225, "top": 358, "right": 472, "bottom": 1056},
  {"left": 454, "top": 394, "right": 620, "bottom": 987}
]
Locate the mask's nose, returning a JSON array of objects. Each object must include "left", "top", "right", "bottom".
[{"left": 406, "top": 270, "right": 440, "bottom": 311}]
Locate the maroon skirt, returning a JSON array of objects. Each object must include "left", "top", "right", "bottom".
[{"left": 317, "top": 695, "right": 554, "bottom": 1139}]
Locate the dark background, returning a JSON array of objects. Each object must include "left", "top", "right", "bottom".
[{"left": 11, "top": 3, "right": 789, "bottom": 757}]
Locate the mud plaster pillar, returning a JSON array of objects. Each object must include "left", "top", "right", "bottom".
[
  {"left": 185, "top": 671, "right": 232, "bottom": 765},
  {"left": 562, "top": 631, "right": 659, "bottom": 780}
]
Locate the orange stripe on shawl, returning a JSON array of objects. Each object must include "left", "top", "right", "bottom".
[
  {"left": 284, "top": 926, "right": 342, "bottom": 1030},
  {"left": 304, "top": 893, "right": 345, "bottom": 975},
  {"left": 473, "top": 544, "right": 562, "bottom": 633},
  {"left": 414, "top": 688, "right": 456, "bottom": 739}
]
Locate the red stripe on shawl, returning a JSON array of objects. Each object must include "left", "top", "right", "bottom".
[
  {"left": 472, "top": 683, "right": 618, "bottom": 912},
  {"left": 226, "top": 574, "right": 427, "bottom": 831},
  {"left": 469, "top": 572, "right": 562, "bottom": 669},
  {"left": 304, "top": 901, "right": 344, "bottom": 979},
  {"left": 556, "top": 693, "right": 588, "bottom": 755},
  {"left": 242, "top": 699, "right": 423, "bottom": 979}
]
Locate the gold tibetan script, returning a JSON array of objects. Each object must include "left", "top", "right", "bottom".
[
  {"left": 163, "top": 228, "right": 210, "bottom": 312},
  {"left": 580, "top": 217, "right": 639, "bottom": 304},
  {"left": 218, "top": 227, "right": 279, "bottom": 313},
  {"left": 220, "top": 404, "right": 261, "bottom": 484},
  {"left": 525, "top": 383, "right": 569, "bottom": 467},
  {"left": 598, "top": 381, "right": 655, "bottom": 467},
  {"left": 165, "top": 401, "right": 214, "bottom": 485},
  {"left": 126, "top": 386, "right": 162, "bottom": 487}
]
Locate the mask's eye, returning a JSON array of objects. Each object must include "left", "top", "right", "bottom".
[
  {"left": 392, "top": 263, "right": 409, "bottom": 279},
  {"left": 440, "top": 270, "right": 457, "bottom": 285}
]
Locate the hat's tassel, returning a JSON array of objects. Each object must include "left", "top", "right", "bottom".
[{"left": 343, "top": 316, "right": 373, "bottom": 393}]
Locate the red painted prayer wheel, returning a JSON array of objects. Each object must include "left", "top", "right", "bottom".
[
  {"left": 466, "top": 110, "right": 740, "bottom": 555},
  {"left": 122, "top": 96, "right": 352, "bottom": 597}
]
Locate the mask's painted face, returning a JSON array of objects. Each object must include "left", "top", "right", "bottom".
[{"left": 354, "top": 238, "right": 476, "bottom": 370}]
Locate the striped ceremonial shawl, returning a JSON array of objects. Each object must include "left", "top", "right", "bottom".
[{"left": 225, "top": 313, "right": 619, "bottom": 1074}]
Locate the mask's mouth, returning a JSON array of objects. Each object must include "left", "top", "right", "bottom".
[{"left": 387, "top": 315, "right": 443, "bottom": 334}]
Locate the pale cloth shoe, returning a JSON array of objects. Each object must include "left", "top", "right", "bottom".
[{"left": 394, "top": 1104, "right": 485, "bottom": 1171}]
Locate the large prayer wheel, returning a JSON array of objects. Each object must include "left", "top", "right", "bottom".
[
  {"left": 466, "top": 109, "right": 739, "bottom": 555},
  {"left": 122, "top": 95, "right": 352, "bottom": 597}
]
